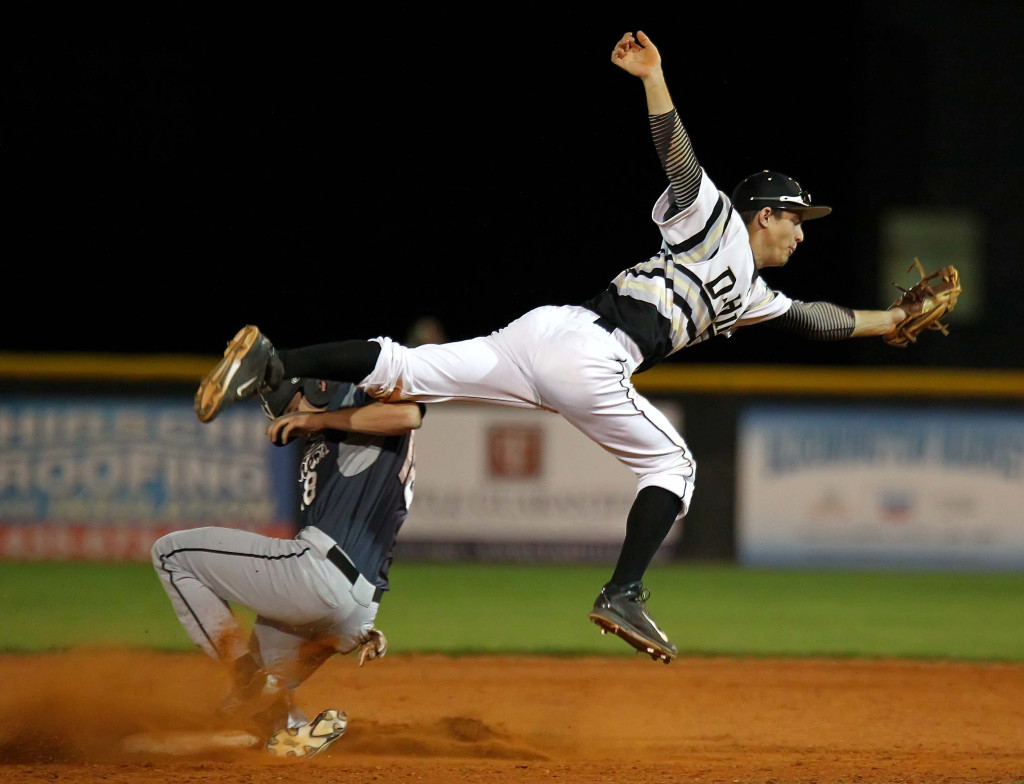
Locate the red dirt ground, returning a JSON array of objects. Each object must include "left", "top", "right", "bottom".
[{"left": 0, "top": 650, "right": 1022, "bottom": 783}]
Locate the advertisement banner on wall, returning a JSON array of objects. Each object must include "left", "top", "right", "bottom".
[
  {"left": 398, "top": 401, "right": 684, "bottom": 561},
  {"left": 0, "top": 398, "right": 296, "bottom": 560},
  {"left": 737, "top": 406, "right": 1024, "bottom": 569}
]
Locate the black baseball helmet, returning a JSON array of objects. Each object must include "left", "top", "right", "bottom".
[
  {"left": 258, "top": 377, "right": 303, "bottom": 420},
  {"left": 257, "top": 377, "right": 340, "bottom": 420},
  {"left": 300, "top": 378, "right": 340, "bottom": 409},
  {"left": 730, "top": 170, "right": 832, "bottom": 220}
]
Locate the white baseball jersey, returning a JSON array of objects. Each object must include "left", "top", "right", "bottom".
[
  {"left": 355, "top": 168, "right": 798, "bottom": 513},
  {"left": 583, "top": 169, "right": 793, "bottom": 372}
]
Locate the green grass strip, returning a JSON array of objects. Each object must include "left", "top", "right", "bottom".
[{"left": 1, "top": 562, "right": 1021, "bottom": 661}]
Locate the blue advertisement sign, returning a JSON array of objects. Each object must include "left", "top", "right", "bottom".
[{"left": 0, "top": 397, "right": 298, "bottom": 559}]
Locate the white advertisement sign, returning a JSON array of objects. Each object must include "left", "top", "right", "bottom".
[
  {"left": 738, "top": 406, "right": 1024, "bottom": 569},
  {"left": 401, "top": 402, "right": 683, "bottom": 559}
]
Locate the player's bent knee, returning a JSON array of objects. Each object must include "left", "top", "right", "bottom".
[
  {"left": 638, "top": 463, "right": 695, "bottom": 518},
  {"left": 150, "top": 533, "right": 173, "bottom": 568},
  {"left": 150, "top": 530, "right": 190, "bottom": 570}
]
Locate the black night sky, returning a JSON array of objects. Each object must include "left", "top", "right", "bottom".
[{"left": 6, "top": 4, "right": 1022, "bottom": 370}]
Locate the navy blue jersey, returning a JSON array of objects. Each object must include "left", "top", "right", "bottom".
[{"left": 297, "top": 383, "right": 415, "bottom": 592}]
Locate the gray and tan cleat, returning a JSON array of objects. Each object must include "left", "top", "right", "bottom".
[
  {"left": 265, "top": 709, "right": 348, "bottom": 759},
  {"left": 194, "top": 325, "right": 282, "bottom": 423},
  {"left": 588, "top": 581, "right": 677, "bottom": 663}
]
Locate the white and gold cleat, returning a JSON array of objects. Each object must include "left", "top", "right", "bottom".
[{"left": 265, "top": 709, "right": 348, "bottom": 759}]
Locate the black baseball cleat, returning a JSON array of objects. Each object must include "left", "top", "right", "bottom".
[
  {"left": 194, "top": 325, "right": 284, "bottom": 423},
  {"left": 588, "top": 581, "right": 677, "bottom": 663}
]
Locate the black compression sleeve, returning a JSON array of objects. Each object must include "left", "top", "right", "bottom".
[
  {"left": 770, "top": 301, "right": 856, "bottom": 341},
  {"left": 649, "top": 109, "right": 702, "bottom": 214},
  {"left": 278, "top": 340, "right": 381, "bottom": 383}
]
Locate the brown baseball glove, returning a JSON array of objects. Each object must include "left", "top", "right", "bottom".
[{"left": 883, "top": 258, "right": 962, "bottom": 347}]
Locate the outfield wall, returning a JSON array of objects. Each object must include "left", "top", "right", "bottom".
[
  {"left": 0, "top": 395, "right": 296, "bottom": 560},
  {"left": 736, "top": 406, "right": 1024, "bottom": 569},
  {"left": 1, "top": 354, "right": 1022, "bottom": 568},
  {"left": 652, "top": 367, "right": 1024, "bottom": 569}
]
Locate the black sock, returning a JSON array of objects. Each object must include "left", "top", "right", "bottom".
[
  {"left": 609, "top": 486, "right": 683, "bottom": 586},
  {"left": 278, "top": 340, "right": 381, "bottom": 383}
]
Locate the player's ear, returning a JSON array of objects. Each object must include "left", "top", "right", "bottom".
[{"left": 757, "top": 207, "right": 773, "bottom": 228}]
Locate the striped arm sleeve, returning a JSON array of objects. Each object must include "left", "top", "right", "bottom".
[
  {"left": 649, "top": 109, "right": 702, "bottom": 212},
  {"left": 770, "top": 300, "right": 856, "bottom": 341}
]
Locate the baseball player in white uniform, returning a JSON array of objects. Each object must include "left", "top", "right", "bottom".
[{"left": 193, "top": 31, "right": 907, "bottom": 663}]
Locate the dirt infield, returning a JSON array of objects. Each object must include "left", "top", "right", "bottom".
[{"left": 0, "top": 650, "right": 1022, "bottom": 783}]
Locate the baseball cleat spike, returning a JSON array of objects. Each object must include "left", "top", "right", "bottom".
[{"left": 266, "top": 709, "right": 347, "bottom": 759}]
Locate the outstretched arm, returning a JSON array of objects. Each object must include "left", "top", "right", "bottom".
[
  {"left": 853, "top": 307, "right": 907, "bottom": 338},
  {"left": 612, "top": 31, "right": 701, "bottom": 213},
  {"left": 771, "top": 301, "right": 907, "bottom": 340},
  {"left": 267, "top": 402, "right": 423, "bottom": 445},
  {"left": 611, "top": 30, "right": 673, "bottom": 113}
]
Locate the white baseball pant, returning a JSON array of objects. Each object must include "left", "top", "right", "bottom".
[
  {"left": 361, "top": 304, "right": 695, "bottom": 516},
  {"left": 152, "top": 525, "right": 378, "bottom": 689}
]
